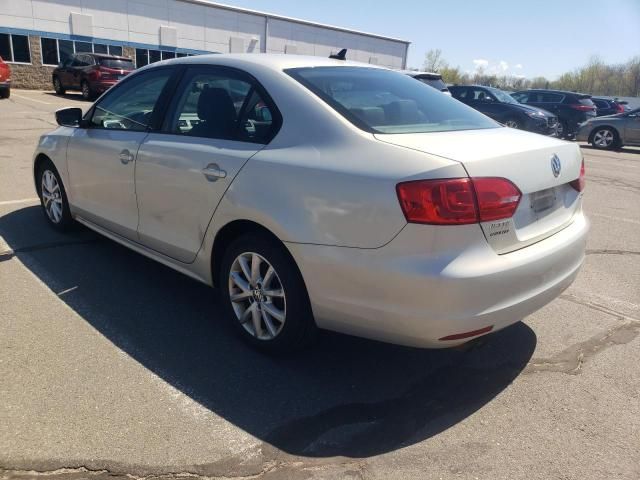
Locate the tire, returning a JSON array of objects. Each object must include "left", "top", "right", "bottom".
[
  {"left": 556, "top": 120, "right": 569, "bottom": 139},
  {"left": 81, "top": 80, "right": 94, "bottom": 101},
  {"left": 53, "top": 76, "right": 65, "bottom": 95},
  {"left": 36, "top": 160, "right": 74, "bottom": 232},
  {"left": 590, "top": 127, "right": 619, "bottom": 150},
  {"left": 219, "top": 232, "right": 317, "bottom": 353},
  {"left": 503, "top": 118, "right": 521, "bottom": 129},
  {"left": 0, "top": 88, "right": 9, "bottom": 99}
]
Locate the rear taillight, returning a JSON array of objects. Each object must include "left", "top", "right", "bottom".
[
  {"left": 615, "top": 103, "right": 625, "bottom": 113},
  {"left": 396, "top": 177, "right": 521, "bottom": 225},
  {"left": 570, "top": 159, "right": 585, "bottom": 192},
  {"left": 569, "top": 104, "right": 595, "bottom": 112},
  {"left": 473, "top": 177, "right": 522, "bottom": 222}
]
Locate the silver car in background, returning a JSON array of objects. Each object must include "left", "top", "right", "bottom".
[
  {"left": 34, "top": 54, "right": 588, "bottom": 353},
  {"left": 576, "top": 107, "right": 640, "bottom": 149}
]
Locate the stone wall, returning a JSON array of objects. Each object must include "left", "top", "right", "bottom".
[
  {"left": 10, "top": 35, "right": 55, "bottom": 90},
  {"left": 10, "top": 36, "right": 136, "bottom": 91}
]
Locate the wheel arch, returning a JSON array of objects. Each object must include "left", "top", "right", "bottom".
[
  {"left": 33, "top": 153, "right": 54, "bottom": 194},
  {"left": 211, "top": 219, "right": 300, "bottom": 288}
]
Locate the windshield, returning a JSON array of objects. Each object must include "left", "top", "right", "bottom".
[
  {"left": 286, "top": 67, "right": 499, "bottom": 134},
  {"left": 99, "top": 58, "right": 134, "bottom": 70},
  {"left": 487, "top": 87, "right": 519, "bottom": 104}
]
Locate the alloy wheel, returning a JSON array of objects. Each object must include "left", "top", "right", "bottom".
[
  {"left": 504, "top": 120, "right": 519, "bottom": 129},
  {"left": 228, "top": 252, "right": 286, "bottom": 340},
  {"left": 41, "top": 170, "right": 64, "bottom": 224},
  {"left": 82, "top": 82, "right": 90, "bottom": 99},
  {"left": 593, "top": 129, "right": 614, "bottom": 148},
  {"left": 54, "top": 78, "right": 61, "bottom": 93}
]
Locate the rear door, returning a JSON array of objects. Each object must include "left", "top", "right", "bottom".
[
  {"left": 66, "top": 67, "right": 176, "bottom": 239},
  {"left": 135, "top": 66, "right": 280, "bottom": 262}
]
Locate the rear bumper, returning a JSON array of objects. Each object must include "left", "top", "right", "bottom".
[
  {"left": 0, "top": 80, "right": 10, "bottom": 89},
  {"left": 288, "top": 210, "right": 589, "bottom": 348}
]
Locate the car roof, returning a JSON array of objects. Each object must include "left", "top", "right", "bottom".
[
  {"left": 517, "top": 88, "right": 591, "bottom": 97},
  {"left": 152, "top": 53, "right": 388, "bottom": 73}
]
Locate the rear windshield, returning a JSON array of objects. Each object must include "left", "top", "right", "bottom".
[
  {"left": 99, "top": 58, "right": 134, "bottom": 70},
  {"left": 286, "top": 67, "right": 498, "bottom": 134},
  {"left": 578, "top": 98, "right": 595, "bottom": 106}
]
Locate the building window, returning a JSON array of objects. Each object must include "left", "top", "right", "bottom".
[
  {"left": 0, "top": 33, "right": 31, "bottom": 63},
  {"left": 149, "top": 50, "right": 161, "bottom": 64},
  {"left": 136, "top": 48, "right": 194, "bottom": 68},
  {"left": 93, "top": 43, "right": 108, "bottom": 54},
  {"left": 40, "top": 38, "right": 128, "bottom": 66},
  {"left": 41, "top": 37, "right": 59, "bottom": 65},
  {"left": 58, "top": 39, "right": 74, "bottom": 65},
  {"left": 135, "top": 49, "right": 148, "bottom": 68},
  {"left": 74, "top": 41, "right": 93, "bottom": 53}
]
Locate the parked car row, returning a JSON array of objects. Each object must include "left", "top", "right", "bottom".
[{"left": 449, "top": 85, "right": 558, "bottom": 136}]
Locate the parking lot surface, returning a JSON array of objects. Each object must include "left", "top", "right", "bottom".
[{"left": 1, "top": 90, "right": 639, "bottom": 480}]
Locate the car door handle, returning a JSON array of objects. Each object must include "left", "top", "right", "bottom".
[
  {"left": 202, "top": 163, "right": 227, "bottom": 181},
  {"left": 119, "top": 150, "right": 134, "bottom": 164}
]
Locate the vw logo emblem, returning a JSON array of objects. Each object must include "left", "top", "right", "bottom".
[{"left": 550, "top": 154, "right": 561, "bottom": 178}]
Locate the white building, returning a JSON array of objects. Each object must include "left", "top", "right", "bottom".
[{"left": 0, "top": 0, "right": 410, "bottom": 89}]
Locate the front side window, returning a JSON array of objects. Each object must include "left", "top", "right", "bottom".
[
  {"left": 286, "top": 67, "right": 498, "bottom": 134},
  {"left": 169, "top": 70, "right": 277, "bottom": 143},
  {"left": 90, "top": 69, "right": 172, "bottom": 131}
]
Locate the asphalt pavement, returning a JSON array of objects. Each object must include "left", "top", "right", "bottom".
[{"left": 0, "top": 90, "right": 639, "bottom": 480}]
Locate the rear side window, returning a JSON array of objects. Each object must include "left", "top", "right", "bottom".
[
  {"left": 99, "top": 58, "right": 134, "bottom": 70},
  {"left": 90, "top": 69, "right": 172, "bottom": 131},
  {"left": 541, "top": 93, "right": 563, "bottom": 103},
  {"left": 286, "top": 67, "right": 498, "bottom": 134},
  {"left": 450, "top": 87, "right": 468, "bottom": 99},
  {"left": 167, "top": 69, "right": 278, "bottom": 143}
]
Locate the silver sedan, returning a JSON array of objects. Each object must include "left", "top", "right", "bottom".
[
  {"left": 34, "top": 54, "right": 588, "bottom": 353},
  {"left": 576, "top": 107, "right": 640, "bottom": 149}
]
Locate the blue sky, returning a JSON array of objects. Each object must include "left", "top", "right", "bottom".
[{"left": 218, "top": 0, "right": 640, "bottom": 79}]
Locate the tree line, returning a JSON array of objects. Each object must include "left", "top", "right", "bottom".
[{"left": 422, "top": 49, "right": 640, "bottom": 97}]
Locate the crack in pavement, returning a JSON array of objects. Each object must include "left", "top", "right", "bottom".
[
  {"left": 586, "top": 249, "right": 640, "bottom": 256},
  {"left": 525, "top": 293, "right": 640, "bottom": 375}
]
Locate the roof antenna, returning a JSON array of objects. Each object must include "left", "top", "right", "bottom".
[{"left": 329, "top": 48, "right": 347, "bottom": 60}]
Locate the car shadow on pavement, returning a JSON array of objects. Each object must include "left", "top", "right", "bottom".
[
  {"left": 43, "top": 92, "right": 90, "bottom": 103},
  {"left": 0, "top": 206, "right": 537, "bottom": 459},
  {"left": 580, "top": 144, "right": 640, "bottom": 155}
]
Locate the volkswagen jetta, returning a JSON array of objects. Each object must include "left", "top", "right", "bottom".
[{"left": 34, "top": 54, "right": 588, "bottom": 352}]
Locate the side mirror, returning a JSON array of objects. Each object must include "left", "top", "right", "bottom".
[{"left": 55, "top": 107, "right": 83, "bottom": 127}]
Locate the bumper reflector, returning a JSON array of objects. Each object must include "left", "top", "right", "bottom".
[{"left": 438, "top": 325, "right": 494, "bottom": 341}]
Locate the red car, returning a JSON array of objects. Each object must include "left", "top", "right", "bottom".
[
  {"left": 52, "top": 53, "right": 134, "bottom": 100},
  {"left": 0, "top": 55, "right": 10, "bottom": 99}
]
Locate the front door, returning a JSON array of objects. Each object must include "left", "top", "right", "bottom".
[
  {"left": 66, "top": 67, "right": 175, "bottom": 239},
  {"left": 135, "top": 66, "right": 279, "bottom": 262},
  {"left": 624, "top": 113, "right": 640, "bottom": 144}
]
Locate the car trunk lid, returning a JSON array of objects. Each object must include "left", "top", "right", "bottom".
[{"left": 376, "top": 127, "right": 583, "bottom": 253}]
